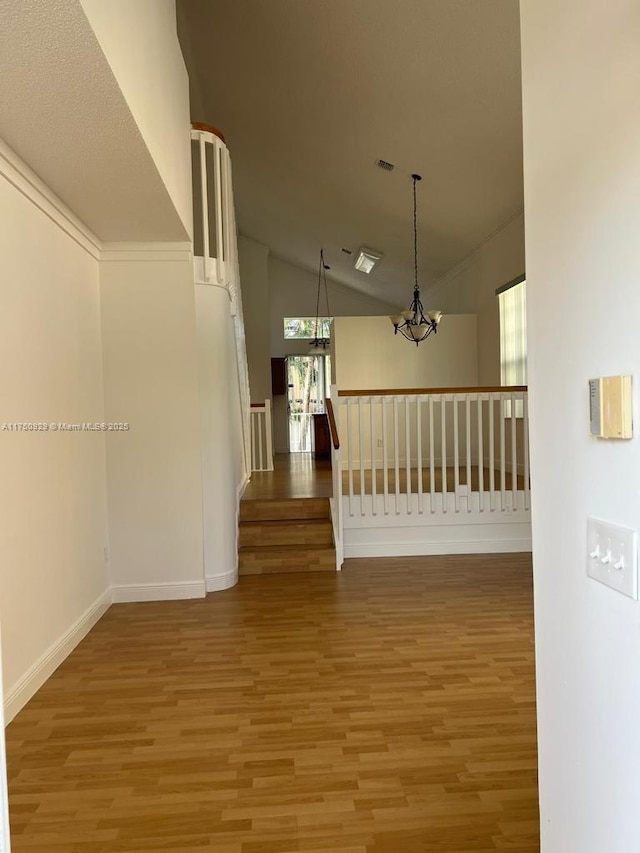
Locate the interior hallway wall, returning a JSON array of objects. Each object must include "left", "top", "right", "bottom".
[
  {"left": 100, "top": 255, "right": 205, "bottom": 600},
  {"left": 521, "top": 2, "right": 640, "bottom": 850},
  {"left": 423, "top": 212, "right": 525, "bottom": 385},
  {"left": 0, "top": 149, "right": 110, "bottom": 721}
]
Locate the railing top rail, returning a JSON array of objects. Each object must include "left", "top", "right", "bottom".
[
  {"left": 325, "top": 398, "right": 340, "bottom": 450},
  {"left": 250, "top": 403, "right": 267, "bottom": 408},
  {"left": 337, "top": 385, "right": 528, "bottom": 397}
]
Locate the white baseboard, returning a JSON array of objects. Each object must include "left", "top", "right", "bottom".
[
  {"left": 205, "top": 571, "right": 237, "bottom": 592},
  {"left": 111, "top": 581, "right": 206, "bottom": 603},
  {"left": 4, "top": 588, "right": 112, "bottom": 723},
  {"left": 344, "top": 539, "right": 532, "bottom": 558}
]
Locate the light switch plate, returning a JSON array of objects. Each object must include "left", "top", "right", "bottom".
[{"left": 587, "top": 517, "right": 637, "bottom": 599}]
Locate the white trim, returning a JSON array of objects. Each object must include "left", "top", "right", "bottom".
[
  {"left": 100, "top": 242, "right": 192, "bottom": 262},
  {"left": 344, "top": 539, "right": 532, "bottom": 558},
  {"left": 205, "top": 571, "right": 237, "bottom": 592},
  {"left": 111, "top": 581, "right": 206, "bottom": 603},
  {"left": 4, "top": 588, "right": 112, "bottom": 723},
  {"left": 0, "top": 136, "right": 102, "bottom": 260}
]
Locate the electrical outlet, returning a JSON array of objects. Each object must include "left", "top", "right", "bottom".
[
  {"left": 103, "top": 546, "right": 110, "bottom": 564},
  {"left": 377, "top": 439, "right": 383, "bottom": 448}
]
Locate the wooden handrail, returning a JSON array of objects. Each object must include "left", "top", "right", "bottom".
[
  {"left": 338, "top": 385, "right": 527, "bottom": 397},
  {"left": 325, "top": 398, "right": 340, "bottom": 450}
]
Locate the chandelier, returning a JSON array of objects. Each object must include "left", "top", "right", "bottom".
[
  {"left": 390, "top": 174, "right": 443, "bottom": 345},
  {"left": 308, "top": 248, "right": 331, "bottom": 355}
]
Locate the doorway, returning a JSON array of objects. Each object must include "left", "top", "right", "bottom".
[{"left": 286, "top": 355, "right": 331, "bottom": 452}]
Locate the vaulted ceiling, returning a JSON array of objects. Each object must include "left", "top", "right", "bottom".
[{"left": 178, "top": 0, "right": 524, "bottom": 306}]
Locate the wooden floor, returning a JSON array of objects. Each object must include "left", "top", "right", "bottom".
[
  {"left": 6, "top": 555, "right": 539, "bottom": 852},
  {"left": 243, "top": 454, "right": 332, "bottom": 501}
]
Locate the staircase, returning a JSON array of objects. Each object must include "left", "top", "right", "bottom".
[{"left": 238, "top": 497, "right": 336, "bottom": 574}]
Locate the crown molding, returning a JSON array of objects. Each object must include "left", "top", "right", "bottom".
[
  {"left": 0, "top": 137, "right": 102, "bottom": 260},
  {"left": 100, "top": 242, "right": 193, "bottom": 262}
]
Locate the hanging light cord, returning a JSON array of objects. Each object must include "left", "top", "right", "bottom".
[
  {"left": 314, "top": 251, "right": 323, "bottom": 340},
  {"left": 322, "top": 250, "right": 331, "bottom": 322},
  {"left": 413, "top": 174, "right": 419, "bottom": 292}
]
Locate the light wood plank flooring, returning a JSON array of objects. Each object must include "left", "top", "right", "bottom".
[{"left": 6, "top": 555, "right": 539, "bottom": 852}]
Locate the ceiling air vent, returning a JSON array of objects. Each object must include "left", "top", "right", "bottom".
[{"left": 376, "top": 159, "right": 395, "bottom": 171}]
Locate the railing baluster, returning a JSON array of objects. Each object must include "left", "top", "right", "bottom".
[
  {"left": 264, "top": 398, "right": 274, "bottom": 471},
  {"left": 511, "top": 392, "right": 518, "bottom": 511},
  {"left": 258, "top": 413, "right": 263, "bottom": 470},
  {"left": 347, "top": 398, "right": 354, "bottom": 517},
  {"left": 500, "top": 394, "right": 506, "bottom": 510},
  {"left": 370, "top": 397, "right": 377, "bottom": 516},
  {"left": 465, "top": 395, "right": 472, "bottom": 513},
  {"left": 393, "top": 398, "right": 400, "bottom": 515},
  {"left": 429, "top": 396, "right": 435, "bottom": 514},
  {"left": 453, "top": 396, "right": 460, "bottom": 512},
  {"left": 382, "top": 397, "right": 389, "bottom": 515},
  {"left": 358, "top": 398, "right": 365, "bottom": 516},
  {"left": 489, "top": 394, "right": 495, "bottom": 511},
  {"left": 405, "top": 397, "right": 412, "bottom": 514},
  {"left": 199, "top": 135, "right": 210, "bottom": 280},
  {"left": 417, "top": 397, "right": 423, "bottom": 515},
  {"left": 441, "top": 395, "right": 447, "bottom": 513},
  {"left": 477, "top": 395, "right": 484, "bottom": 511},
  {"left": 524, "top": 392, "right": 530, "bottom": 510}
]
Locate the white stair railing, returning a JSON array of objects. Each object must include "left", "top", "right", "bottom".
[
  {"left": 335, "top": 386, "right": 530, "bottom": 517},
  {"left": 250, "top": 400, "right": 274, "bottom": 472}
]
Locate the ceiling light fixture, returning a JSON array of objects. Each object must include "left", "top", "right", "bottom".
[
  {"left": 308, "top": 248, "right": 332, "bottom": 355},
  {"left": 390, "top": 174, "right": 443, "bottom": 345},
  {"left": 354, "top": 247, "right": 383, "bottom": 274}
]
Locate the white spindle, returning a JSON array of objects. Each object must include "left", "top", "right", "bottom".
[
  {"left": 500, "top": 394, "right": 506, "bottom": 509},
  {"left": 358, "top": 398, "right": 365, "bottom": 516},
  {"left": 465, "top": 395, "right": 472, "bottom": 512},
  {"left": 370, "top": 397, "right": 377, "bottom": 515},
  {"left": 441, "top": 396, "right": 447, "bottom": 513},
  {"left": 393, "top": 398, "right": 400, "bottom": 515},
  {"left": 489, "top": 394, "right": 495, "bottom": 511},
  {"left": 405, "top": 397, "right": 412, "bottom": 514},
  {"left": 258, "top": 414, "right": 264, "bottom": 470},
  {"left": 453, "top": 397, "right": 460, "bottom": 512},
  {"left": 524, "top": 393, "right": 530, "bottom": 510},
  {"left": 265, "top": 399, "right": 274, "bottom": 471},
  {"left": 417, "top": 397, "right": 423, "bottom": 514},
  {"left": 214, "top": 142, "right": 225, "bottom": 283},
  {"left": 347, "top": 399, "right": 354, "bottom": 517},
  {"left": 477, "top": 396, "right": 484, "bottom": 510},
  {"left": 429, "top": 396, "right": 435, "bottom": 514},
  {"left": 382, "top": 398, "right": 389, "bottom": 515},
  {"left": 199, "top": 136, "right": 210, "bottom": 280},
  {"left": 511, "top": 392, "right": 518, "bottom": 510}
]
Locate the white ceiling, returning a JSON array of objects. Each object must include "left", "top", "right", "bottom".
[{"left": 178, "top": 0, "right": 524, "bottom": 306}]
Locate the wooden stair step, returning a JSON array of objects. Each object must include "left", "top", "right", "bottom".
[
  {"left": 239, "top": 497, "right": 330, "bottom": 523},
  {"left": 239, "top": 518, "right": 333, "bottom": 549},
  {"left": 239, "top": 544, "right": 336, "bottom": 575}
]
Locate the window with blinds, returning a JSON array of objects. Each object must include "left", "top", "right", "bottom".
[{"left": 498, "top": 277, "right": 526, "bottom": 416}]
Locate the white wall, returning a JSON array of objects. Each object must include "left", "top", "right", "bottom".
[
  {"left": 100, "top": 254, "right": 205, "bottom": 600},
  {"left": 334, "top": 315, "right": 478, "bottom": 390},
  {"left": 195, "top": 284, "right": 245, "bottom": 592},
  {"left": 238, "top": 236, "right": 271, "bottom": 403},
  {"left": 80, "top": 0, "right": 192, "bottom": 238},
  {"left": 521, "top": 3, "right": 640, "bottom": 850},
  {"left": 0, "top": 150, "right": 110, "bottom": 718},
  {"left": 424, "top": 212, "right": 525, "bottom": 385}
]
